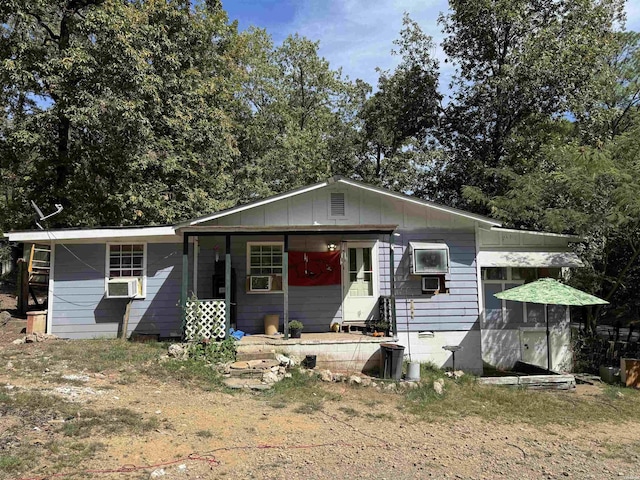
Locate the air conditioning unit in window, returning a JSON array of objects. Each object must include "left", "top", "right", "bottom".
[
  {"left": 410, "top": 242, "right": 450, "bottom": 275},
  {"left": 249, "top": 275, "right": 272, "bottom": 292},
  {"left": 421, "top": 276, "right": 442, "bottom": 294},
  {"left": 106, "top": 278, "right": 139, "bottom": 299}
]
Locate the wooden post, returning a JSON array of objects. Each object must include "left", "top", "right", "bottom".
[
  {"left": 18, "top": 260, "right": 29, "bottom": 315},
  {"left": 120, "top": 299, "right": 132, "bottom": 340},
  {"left": 283, "top": 234, "right": 289, "bottom": 340},
  {"left": 181, "top": 233, "right": 189, "bottom": 338},
  {"left": 225, "top": 235, "right": 231, "bottom": 337},
  {"left": 390, "top": 234, "right": 397, "bottom": 337}
]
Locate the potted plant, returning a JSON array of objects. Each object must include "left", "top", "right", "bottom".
[
  {"left": 288, "top": 320, "right": 304, "bottom": 339},
  {"left": 372, "top": 320, "right": 390, "bottom": 337}
]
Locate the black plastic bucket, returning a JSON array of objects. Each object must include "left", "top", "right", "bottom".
[{"left": 303, "top": 355, "right": 317, "bottom": 369}]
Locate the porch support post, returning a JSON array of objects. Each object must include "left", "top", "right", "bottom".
[
  {"left": 389, "top": 234, "right": 398, "bottom": 337},
  {"left": 181, "top": 233, "right": 190, "bottom": 338},
  {"left": 283, "top": 234, "right": 289, "bottom": 340},
  {"left": 225, "top": 235, "right": 231, "bottom": 338}
]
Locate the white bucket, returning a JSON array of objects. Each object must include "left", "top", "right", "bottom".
[{"left": 406, "top": 361, "right": 421, "bottom": 382}]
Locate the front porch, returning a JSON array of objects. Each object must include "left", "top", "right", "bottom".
[
  {"left": 237, "top": 332, "right": 396, "bottom": 373},
  {"left": 178, "top": 224, "right": 399, "bottom": 341}
]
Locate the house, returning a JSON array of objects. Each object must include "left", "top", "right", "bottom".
[{"left": 5, "top": 177, "right": 583, "bottom": 373}]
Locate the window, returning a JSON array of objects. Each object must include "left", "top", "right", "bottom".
[
  {"left": 247, "top": 243, "right": 283, "bottom": 275},
  {"left": 106, "top": 243, "right": 146, "bottom": 298},
  {"left": 247, "top": 242, "right": 283, "bottom": 293},
  {"left": 483, "top": 267, "right": 507, "bottom": 280},
  {"left": 109, "top": 244, "right": 144, "bottom": 277}
]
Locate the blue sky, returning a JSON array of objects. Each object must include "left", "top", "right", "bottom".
[{"left": 224, "top": 0, "right": 640, "bottom": 92}]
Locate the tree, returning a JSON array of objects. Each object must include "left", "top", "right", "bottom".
[
  {"left": 0, "top": 0, "right": 244, "bottom": 229},
  {"left": 234, "top": 30, "right": 366, "bottom": 201},
  {"left": 576, "top": 31, "right": 640, "bottom": 141},
  {"left": 356, "top": 14, "right": 441, "bottom": 193},
  {"left": 431, "top": 0, "right": 625, "bottom": 209}
]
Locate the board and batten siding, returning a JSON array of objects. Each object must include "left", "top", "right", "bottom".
[
  {"left": 205, "top": 183, "right": 477, "bottom": 230},
  {"left": 390, "top": 230, "right": 479, "bottom": 332},
  {"left": 52, "top": 243, "right": 183, "bottom": 339}
]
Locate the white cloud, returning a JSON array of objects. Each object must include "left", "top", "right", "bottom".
[
  {"left": 278, "top": 0, "right": 451, "bottom": 89},
  {"left": 274, "top": 0, "right": 640, "bottom": 94}
]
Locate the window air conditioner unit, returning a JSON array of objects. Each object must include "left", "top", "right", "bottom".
[
  {"left": 250, "top": 275, "right": 272, "bottom": 292},
  {"left": 421, "top": 276, "right": 442, "bottom": 294},
  {"left": 106, "top": 278, "right": 139, "bottom": 299},
  {"left": 409, "top": 242, "right": 450, "bottom": 275}
]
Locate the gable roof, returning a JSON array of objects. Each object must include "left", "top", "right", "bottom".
[
  {"left": 177, "top": 176, "right": 502, "bottom": 227},
  {"left": 6, "top": 177, "right": 503, "bottom": 242}
]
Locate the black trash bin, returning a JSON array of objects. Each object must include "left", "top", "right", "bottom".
[
  {"left": 380, "top": 343, "right": 405, "bottom": 380},
  {"left": 302, "top": 355, "right": 317, "bottom": 369}
]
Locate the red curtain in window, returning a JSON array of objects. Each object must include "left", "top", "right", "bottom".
[{"left": 288, "top": 251, "right": 341, "bottom": 286}]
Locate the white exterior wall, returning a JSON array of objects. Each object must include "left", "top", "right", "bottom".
[{"left": 395, "top": 331, "right": 483, "bottom": 375}]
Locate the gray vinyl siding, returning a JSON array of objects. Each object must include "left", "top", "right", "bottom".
[
  {"left": 191, "top": 230, "right": 479, "bottom": 334},
  {"left": 392, "top": 230, "right": 479, "bottom": 332},
  {"left": 52, "top": 243, "right": 183, "bottom": 339},
  {"left": 230, "top": 235, "right": 343, "bottom": 334}
]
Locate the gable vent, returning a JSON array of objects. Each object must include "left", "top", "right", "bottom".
[{"left": 330, "top": 192, "right": 346, "bottom": 217}]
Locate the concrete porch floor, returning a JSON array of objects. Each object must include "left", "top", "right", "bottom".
[{"left": 237, "top": 332, "right": 398, "bottom": 373}]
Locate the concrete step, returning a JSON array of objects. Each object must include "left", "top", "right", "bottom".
[
  {"left": 235, "top": 351, "right": 277, "bottom": 362},
  {"left": 228, "top": 369, "right": 265, "bottom": 379}
]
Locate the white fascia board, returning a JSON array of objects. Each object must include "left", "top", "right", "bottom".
[
  {"left": 6, "top": 226, "right": 177, "bottom": 243},
  {"left": 336, "top": 179, "right": 502, "bottom": 226},
  {"left": 477, "top": 251, "right": 584, "bottom": 268},
  {"left": 489, "top": 226, "right": 582, "bottom": 241},
  {"left": 182, "top": 182, "right": 329, "bottom": 226}
]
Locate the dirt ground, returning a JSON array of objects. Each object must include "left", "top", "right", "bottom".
[{"left": 1, "top": 291, "right": 640, "bottom": 479}]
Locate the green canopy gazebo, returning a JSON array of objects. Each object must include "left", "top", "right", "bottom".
[{"left": 494, "top": 278, "right": 608, "bottom": 371}]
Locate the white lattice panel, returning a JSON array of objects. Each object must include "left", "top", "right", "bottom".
[{"left": 184, "top": 300, "right": 226, "bottom": 340}]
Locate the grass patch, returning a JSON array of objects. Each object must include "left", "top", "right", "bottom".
[
  {"left": 366, "top": 412, "right": 395, "bottom": 421},
  {"left": 0, "top": 454, "right": 23, "bottom": 472},
  {"left": 264, "top": 368, "right": 340, "bottom": 414},
  {"left": 1, "top": 390, "right": 160, "bottom": 439},
  {"left": 293, "top": 401, "right": 324, "bottom": 414},
  {"left": 196, "top": 429, "right": 213, "bottom": 438},
  {"left": 398, "top": 366, "right": 640, "bottom": 425},
  {"left": 43, "top": 339, "right": 167, "bottom": 373},
  {"left": 338, "top": 406, "right": 360, "bottom": 417},
  {"left": 153, "top": 358, "right": 223, "bottom": 386},
  {"left": 60, "top": 408, "right": 159, "bottom": 437}
]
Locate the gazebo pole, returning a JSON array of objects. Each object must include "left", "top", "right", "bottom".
[{"left": 545, "top": 304, "right": 551, "bottom": 371}]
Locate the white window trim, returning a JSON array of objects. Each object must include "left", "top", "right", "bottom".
[
  {"left": 246, "top": 241, "right": 284, "bottom": 294},
  {"left": 105, "top": 242, "right": 147, "bottom": 299},
  {"left": 328, "top": 191, "right": 347, "bottom": 220}
]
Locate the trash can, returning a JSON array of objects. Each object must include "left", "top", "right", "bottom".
[{"left": 380, "top": 343, "right": 405, "bottom": 381}]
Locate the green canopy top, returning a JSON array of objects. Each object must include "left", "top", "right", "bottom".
[{"left": 494, "top": 278, "right": 609, "bottom": 306}]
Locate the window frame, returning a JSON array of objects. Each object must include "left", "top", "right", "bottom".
[
  {"left": 105, "top": 242, "right": 147, "bottom": 299},
  {"left": 246, "top": 241, "right": 284, "bottom": 294}
]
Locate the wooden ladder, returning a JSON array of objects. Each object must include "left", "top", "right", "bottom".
[{"left": 28, "top": 244, "right": 51, "bottom": 305}]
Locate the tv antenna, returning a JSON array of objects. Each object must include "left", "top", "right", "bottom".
[{"left": 31, "top": 201, "right": 63, "bottom": 230}]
